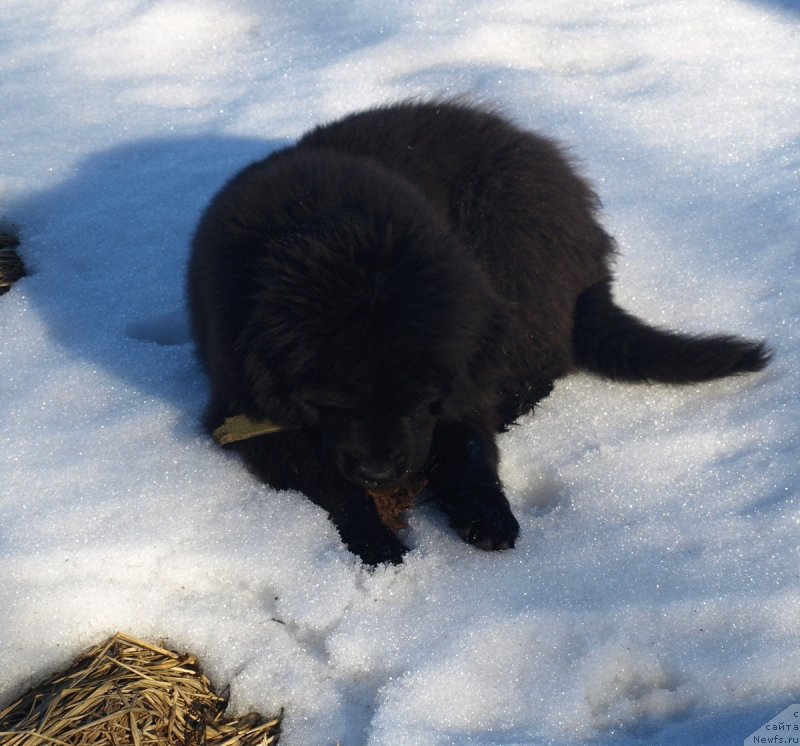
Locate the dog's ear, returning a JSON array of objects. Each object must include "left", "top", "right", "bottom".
[{"left": 237, "top": 325, "right": 307, "bottom": 430}]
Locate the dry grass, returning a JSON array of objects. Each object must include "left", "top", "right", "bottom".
[
  {"left": 0, "top": 632, "right": 281, "bottom": 746},
  {"left": 0, "top": 228, "right": 26, "bottom": 294}
]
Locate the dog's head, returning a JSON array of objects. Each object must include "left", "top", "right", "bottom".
[
  {"left": 237, "top": 154, "right": 508, "bottom": 488},
  {"left": 295, "top": 385, "right": 443, "bottom": 490}
]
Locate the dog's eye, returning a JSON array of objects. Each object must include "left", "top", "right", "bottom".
[
  {"left": 301, "top": 396, "right": 352, "bottom": 415},
  {"left": 298, "top": 399, "right": 320, "bottom": 416},
  {"left": 428, "top": 399, "right": 444, "bottom": 417}
]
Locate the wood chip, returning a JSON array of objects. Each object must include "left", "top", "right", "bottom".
[
  {"left": 367, "top": 474, "right": 428, "bottom": 530},
  {"left": 212, "top": 415, "right": 284, "bottom": 446}
]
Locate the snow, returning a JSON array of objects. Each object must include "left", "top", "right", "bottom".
[{"left": 1, "top": 0, "right": 799, "bottom": 743}]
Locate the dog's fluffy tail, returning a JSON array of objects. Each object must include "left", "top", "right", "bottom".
[{"left": 572, "top": 279, "right": 771, "bottom": 383}]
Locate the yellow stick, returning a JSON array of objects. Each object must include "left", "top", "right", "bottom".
[{"left": 212, "top": 415, "right": 284, "bottom": 446}]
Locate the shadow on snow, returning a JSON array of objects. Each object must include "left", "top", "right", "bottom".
[{"left": 9, "top": 135, "right": 287, "bottom": 427}]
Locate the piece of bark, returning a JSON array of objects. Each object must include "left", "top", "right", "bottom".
[{"left": 367, "top": 474, "right": 428, "bottom": 530}]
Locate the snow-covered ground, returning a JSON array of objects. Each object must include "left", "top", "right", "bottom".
[{"left": 2, "top": 1, "right": 799, "bottom": 743}]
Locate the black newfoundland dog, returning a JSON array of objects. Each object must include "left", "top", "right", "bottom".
[{"left": 188, "top": 101, "right": 769, "bottom": 564}]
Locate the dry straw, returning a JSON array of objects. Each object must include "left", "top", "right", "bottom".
[
  {"left": 0, "top": 632, "right": 281, "bottom": 746},
  {"left": 0, "top": 228, "right": 26, "bottom": 295}
]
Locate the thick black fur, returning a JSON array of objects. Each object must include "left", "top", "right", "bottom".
[{"left": 188, "top": 100, "right": 769, "bottom": 564}]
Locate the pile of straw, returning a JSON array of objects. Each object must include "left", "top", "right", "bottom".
[
  {"left": 0, "top": 632, "right": 281, "bottom": 745},
  {"left": 0, "top": 228, "right": 26, "bottom": 295}
]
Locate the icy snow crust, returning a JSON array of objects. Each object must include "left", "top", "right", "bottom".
[{"left": 1, "top": 1, "right": 799, "bottom": 744}]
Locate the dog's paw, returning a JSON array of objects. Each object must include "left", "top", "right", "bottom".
[
  {"left": 347, "top": 530, "right": 409, "bottom": 566},
  {"left": 451, "top": 494, "right": 520, "bottom": 551}
]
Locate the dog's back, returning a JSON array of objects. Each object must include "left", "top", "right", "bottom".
[
  {"left": 298, "top": 101, "right": 614, "bottom": 388},
  {"left": 299, "top": 101, "right": 769, "bottom": 409}
]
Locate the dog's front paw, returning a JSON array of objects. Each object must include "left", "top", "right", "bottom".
[
  {"left": 346, "top": 529, "right": 409, "bottom": 566},
  {"left": 450, "top": 490, "right": 520, "bottom": 551}
]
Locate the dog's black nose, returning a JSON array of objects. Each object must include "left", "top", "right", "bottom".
[
  {"left": 345, "top": 455, "right": 408, "bottom": 488},
  {"left": 356, "top": 459, "right": 406, "bottom": 486}
]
